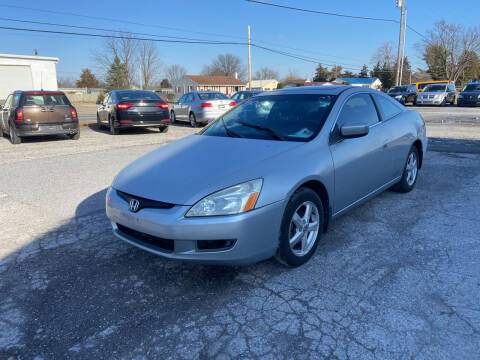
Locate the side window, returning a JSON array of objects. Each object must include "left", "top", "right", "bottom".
[
  {"left": 336, "top": 94, "right": 379, "bottom": 132},
  {"left": 187, "top": 93, "right": 195, "bottom": 103},
  {"left": 178, "top": 95, "right": 186, "bottom": 103},
  {"left": 12, "top": 94, "right": 21, "bottom": 107},
  {"left": 231, "top": 93, "right": 239, "bottom": 101},
  {"left": 373, "top": 94, "right": 402, "bottom": 120}
]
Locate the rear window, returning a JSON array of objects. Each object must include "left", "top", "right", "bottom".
[
  {"left": 23, "top": 94, "right": 70, "bottom": 106},
  {"left": 198, "top": 92, "right": 229, "bottom": 100},
  {"left": 116, "top": 91, "right": 160, "bottom": 101}
]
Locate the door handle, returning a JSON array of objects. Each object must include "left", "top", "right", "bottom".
[{"left": 40, "top": 108, "right": 48, "bottom": 112}]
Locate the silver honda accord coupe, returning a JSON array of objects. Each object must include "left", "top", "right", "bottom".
[{"left": 106, "top": 86, "right": 427, "bottom": 267}]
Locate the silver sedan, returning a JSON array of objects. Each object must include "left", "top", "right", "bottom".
[
  {"left": 106, "top": 86, "right": 427, "bottom": 267},
  {"left": 170, "top": 91, "right": 236, "bottom": 127}
]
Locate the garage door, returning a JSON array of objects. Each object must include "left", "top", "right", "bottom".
[{"left": 0, "top": 65, "right": 33, "bottom": 101}]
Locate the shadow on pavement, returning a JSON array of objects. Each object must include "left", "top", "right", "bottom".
[{"left": 428, "top": 137, "right": 480, "bottom": 153}]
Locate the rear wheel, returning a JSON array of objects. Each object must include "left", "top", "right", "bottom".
[
  {"left": 69, "top": 131, "right": 80, "bottom": 140},
  {"left": 9, "top": 124, "right": 21, "bottom": 144},
  {"left": 158, "top": 126, "right": 169, "bottom": 133},
  {"left": 170, "top": 111, "right": 176, "bottom": 124},
  {"left": 189, "top": 112, "right": 197, "bottom": 128},
  {"left": 275, "top": 188, "right": 323, "bottom": 267},
  {"left": 109, "top": 116, "right": 119, "bottom": 135},
  {"left": 392, "top": 146, "right": 419, "bottom": 193}
]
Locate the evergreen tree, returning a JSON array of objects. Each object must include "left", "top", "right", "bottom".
[
  {"left": 160, "top": 79, "right": 171, "bottom": 88},
  {"left": 76, "top": 68, "right": 100, "bottom": 88},
  {"left": 359, "top": 64, "right": 369, "bottom": 78},
  {"left": 313, "top": 64, "right": 332, "bottom": 82},
  {"left": 105, "top": 56, "right": 129, "bottom": 90}
]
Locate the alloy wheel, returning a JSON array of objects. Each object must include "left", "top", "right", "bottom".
[
  {"left": 406, "top": 152, "right": 418, "bottom": 186},
  {"left": 288, "top": 201, "right": 320, "bottom": 257}
]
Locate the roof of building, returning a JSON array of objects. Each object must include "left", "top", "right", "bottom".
[
  {"left": 284, "top": 79, "right": 307, "bottom": 85},
  {"left": 0, "top": 53, "right": 59, "bottom": 62},
  {"left": 247, "top": 79, "right": 278, "bottom": 87},
  {"left": 336, "top": 77, "right": 380, "bottom": 85},
  {"left": 186, "top": 75, "right": 245, "bottom": 86}
]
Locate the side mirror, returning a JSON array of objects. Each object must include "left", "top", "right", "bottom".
[{"left": 340, "top": 124, "right": 369, "bottom": 139}]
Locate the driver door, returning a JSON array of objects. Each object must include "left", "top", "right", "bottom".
[{"left": 329, "top": 93, "right": 392, "bottom": 215}]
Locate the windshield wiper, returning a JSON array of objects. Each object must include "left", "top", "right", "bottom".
[
  {"left": 237, "top": 121, "right": 285, "bottom": 141},
  {"left": 222, "top": 118, "right": 244, "bottom": 138}
]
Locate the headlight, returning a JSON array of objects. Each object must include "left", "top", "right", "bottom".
[
  {"left": 185, "top": 179, "right": 263, "bottom": 217},
  {"left": 458, "top": 94, "right": 463, "bottom": 99},
  {"left": 477, "top": 95, "right": 480, "bottom": 99},
  {"left": 395, "top": 95, "right": 402, "bottom": 99}
]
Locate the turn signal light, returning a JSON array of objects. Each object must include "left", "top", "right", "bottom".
[
  {"left": 15, "top": 109, "right": 24, "bottom": 122},
  {"left": 243, "top": 192, "right": 259, "bottom": 212},
  {"left": 116, "top": 103, "right": 135, "bottom": 110},
  {"left": 201, "top": 102, "right": 213, "bottom": 108}
]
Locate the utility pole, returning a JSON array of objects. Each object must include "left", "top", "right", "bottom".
[
  {"left": 395, "top": 0, "right": 405, "bottom": 86},
  {"left": 248, "top": 25, "right": 252, "bottom": 90},
  {"left": 399, "top": 9, "right": 407, "bottom": 85}
]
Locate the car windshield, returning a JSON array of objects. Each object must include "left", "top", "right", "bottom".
[
  {"left": 423, "top": 85, "right": 447, "bottom": 92},
  {"left": 116, "top": 91, "right": 160, "bottom": 100},
  {"left": 202, "top": 94, "right": 336, "bottom": 142},
  {"left": 389, "top": 86, "right": 407, "bottom": 93},
  {"left": 463, "top": 84, "right": 480, "bottom": 91},
  {"left": 198, "top": 92, "right": 229, "bottom": 100}
]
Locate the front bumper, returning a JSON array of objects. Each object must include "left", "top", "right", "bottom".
[
  {"left": 106, "top": 188, "right": 284, "bottom": 265},
  {"left": 457, "top": 99, "right": 480, "bottom": 106},
  {"left": 15, "top": 122, "right": 79, "bottom": 137},
  {"left": 416, "top": 98, "right": 444, "bottom": 105}
]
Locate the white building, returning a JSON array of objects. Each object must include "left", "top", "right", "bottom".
[
  {"left": 0, "top": 53, "right": 59, "bottom": 100},
  {"left": 179, "top": 75, "right": 246, "bottom": 96},
  {"left": 246, "top": 79, "right": 279, "bottom": 91}
]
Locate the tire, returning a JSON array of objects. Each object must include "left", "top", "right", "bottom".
[
  {"left": 170, "top": 111, "right": 176, "bottom": 124},
  {"left": 275, "top": 188, "right": 324, "bottom": 267},
  {"left": 158, "top": 126, "right": 169, "bottom": 133},
  {"left": 189, "top": 112, "right": 197, "bottom": 128},
  {"left": 440, "top": 98, "right": 447, "bottom": 107},
  {"left": 0, "top": 123, "right": 3, "bottom": 138},
  {"left": 9, "top": 124, "right": 21, "bottom": 144},
  {"left": 69, "top": 131, "right": 80, "bottom": 140},
  {"left": 96, "top": 113, "right": 103, "bottom": 129},
  {"left": 109, "top": 116, "right": 119, "bottom": 135},
  {"left": 391, "top": 146, "right": 419, "bottom": 193}
]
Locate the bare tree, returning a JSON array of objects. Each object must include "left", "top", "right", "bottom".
[
  {"left": 371, "top": 42, "right": 396, "bottom": 69},
  {"left": 419, "top": 20, "right": 480, "bottom": 82},
  {"left": 91, "top": 33, "right": 139, "bottom": 85},
  {"left": 411, "top": 69, "right": 432, "bottom": 83},
  {"left": 202, "top": 53, "right": 246, "bottom": 80},
  {"left": 254, "top": 67, "right": 279, "bottom": 80},
  {"left": 57, "top": 76, "right": 76, "bottom": 88},
  {"left": 165, "top": 64, "right": 187, "bottom": 93},
  {"left": 138, "top": 41, "right": 162, "bottom": 89},
  {"left": 284, "top": 69, "right": 301, "bottom": 82}
]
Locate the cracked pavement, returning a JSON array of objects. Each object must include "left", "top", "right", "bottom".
[{"left": 0, "top": 126, "right": 480, "bottom": 359}]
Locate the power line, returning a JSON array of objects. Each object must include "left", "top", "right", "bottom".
[
  {"left": 245, "top": 0, "right": 397, "bottom": 23},
  {"left": 245, "top": 0, "right": 427, "bottom": 38},
  {"left": 0, "top": 25, "right": 247, "bottom": 45},
  {"left": 0, "top": 4, "right": 246, "bottom": 41}
]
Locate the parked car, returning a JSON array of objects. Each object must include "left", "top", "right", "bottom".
[
  {"left": 0, "top": 90, "right": 79, "bottom": 144},
  {"left": 230, "top": 90, "right": 264, "bottom": 103},
  {"left": 410, "top": 80, "right": 453, "bottom": 93},
  {"left": 170, "top": 91, "right": 236, "bottom": 127},
  {"left": 414, "top": 84, "right": 456, "bottom": 106},
  {"left": 387, "top": 85, "right": 418, "bottom": 105},
  {"left": 96, "top": 90, "right": 170, "bottom": 135},
  {"left": 106, "top": 86, "right": 427, "bottom": 267},
  {"left": 457, "top": 81, "right": 480, "bottom": 107}
]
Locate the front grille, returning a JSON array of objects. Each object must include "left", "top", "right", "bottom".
[
  {"left": 428, "top": 95, "right": 435, "bottom": 99},
  {"left": 116, "top": 190, "right": 175, "bottom": 212},
  {"left": 117, "top": 224, "right": 174, "bottom": 252}
]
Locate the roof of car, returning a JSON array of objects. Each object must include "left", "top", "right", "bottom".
[{"left": 266, "top": 85, "right": 354, "bottom": 96}]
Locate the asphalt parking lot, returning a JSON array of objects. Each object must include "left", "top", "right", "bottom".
[{"left": 1, "top": 112, "right": 480, "bottom": 359}]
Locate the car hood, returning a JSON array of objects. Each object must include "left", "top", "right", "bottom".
[
  {"left": 460, "top": 91, "right": 480, "bottom": 96},
  {"left": 113, "top": 134, "right": 302, "bottom": 205},
  {"left": 388, "top": 92, "right": 405, "bottom": 97}
]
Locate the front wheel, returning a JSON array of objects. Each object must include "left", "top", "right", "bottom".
[
  {"left": 189, "top": 112, "right": 197, "bottom": 128},
  {"left": 275, "top": 188, "right": 324, "bottom": 267},
  {"left": 9, "top": 125, "right": 21, "bottom": 144},
  {"left": 392, "top": 146, "right": 419, "bottom": 193}
]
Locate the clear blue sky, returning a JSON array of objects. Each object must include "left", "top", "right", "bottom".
[{"left": 0, "top": 0, "right": 478, "bottom": 81}]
